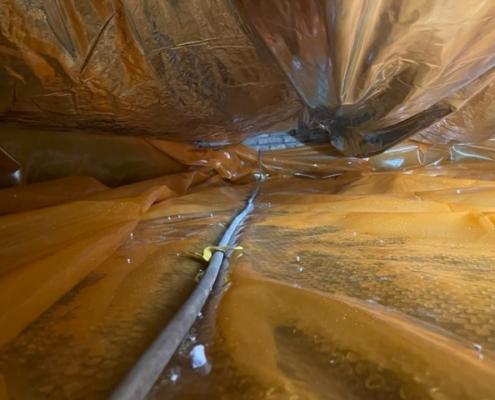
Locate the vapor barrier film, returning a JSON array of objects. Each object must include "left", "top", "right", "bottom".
[{"left": 1, "top": 143, "right": 495, "bottom": 399}]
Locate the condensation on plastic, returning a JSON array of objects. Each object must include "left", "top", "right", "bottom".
[
  {"left": 150, "top": 172, "right": 495, "bottom": 400},
  {"left": 235, "top": 0, "right": 495, "bottom": 156},
  {"left": 0, "top": 166, "right": 253, "bottom": 399},
  {"left": 0, "top": 171, "right": 215, "bottom": 346},
  {"left": 0, "top": 0, "right": 300, "bottom": 141},
  {"left": 1, "top": 135, "right": 495, "bottom": 398}
]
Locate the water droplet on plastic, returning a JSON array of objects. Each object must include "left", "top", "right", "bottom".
[
  {"left": 11, "top": 169, "right": 22, "bottom": 185},
  {"left": 190, "top": 345, "right": 207, "bottom": 369},
  {"left": 126, "top": 257, "right": 131, "bottom": 264},
  {"left": 296, "top": 255, "right": 301, "bottom": 263},
  {"left": 298, "top": 266, "right": 304, "bottom": 272},
  {"left": 187, "top": 334, "right": 197, "bottom": 343},
  {"left": 456, "top": 189, "right": 461, "bottom": 194},
  {"left": 475, "top": 346, "right": 484, "bottom": 360},
  {"left": 176, "top": 252, "right": 180, "bottom": 257},
  {"left": 129, "top": 232, "right": 134, "bottom": 240},
  {"left": 292, "top": 58, "right": 302, "bottom": 70},
  {"left": 197, "top": 311, "right": 203, "bottom": 319},
  {"left": 168, "top": 367, "right": 180, "bottom": 384}
]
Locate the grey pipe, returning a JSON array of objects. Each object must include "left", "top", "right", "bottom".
[{"left": 108, "top": 185, "right": 259, "bottom": 400}]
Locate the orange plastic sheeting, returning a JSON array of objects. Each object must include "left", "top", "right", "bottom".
[
  {"left": 0, "top": 125, "right": 186, "bottom": 187},
  {"left": 0, "top": 177, "right": 251, "bottom": 399},
  {"left": 144, "top": 184, "right": 253, "bottom": 221},
  {"left": 237, "top": 0, "right": 495, "bottom": 155},
  {"left": 0, "top": 186, "right": 163, "bottom": 348},
  {"left": 151, "top": 139, "right": 495, "bottom": 183},
  {"left": 0, "top": 0, "right": 298, "bottom": 140},
  {"left": 339, "top": 174, "right": 495, "bottom": 195},
  {"left": 151, "top": 139, "right": 373, "bottom": 180},
  {"left": 151, "top": 172, "right": 495, "bottom": 400},
  {"left": 3, "top": 123, "right": 495, "bottom": 190},
  {"left": 0, "top": 169, "right": 216, "bottom": 216},
  {"left": 5, "top": 0, "right": 495, "bottom": 154},
  {"left": 84, "top": 170, "right": 215, "bottom": 202},
  {"left": 419, "top": 187, "right": 495, "bottom": 213},
  {"left": 3, "top": 135, "right": 495, "bottom": 400},
  {"left": 0, "top": 176, "right": 108, "bottom": 215},
  {"left": 216, "top": 268, "right": 495, "bottom": 399},
  {"left": 149, "top": 140, "right": 260, "bottom": 182},
  {"left": 414, "top": 161, "right": 495, "bottom": 181},
  {"left": 0, "top": 168, "right": 228, "bottom": 350}
]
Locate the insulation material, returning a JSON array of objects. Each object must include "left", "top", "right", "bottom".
[
  {"left": 0, "top": 0, "right": 299, "bottom": 141},
  {"left": 2, "top": 1, "right": 495, "bottom": 153},
  {"left": 236, "top": 0, "right": 495, "bottom": 155}
]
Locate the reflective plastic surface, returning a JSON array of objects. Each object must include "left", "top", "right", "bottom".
[
  {"left": 152, "top": 171, "right": 495, "bottom": 400},
  {"left": 2, "top": 134, "right": 495, "bottom": 399},
  {"left": 3, "top": 1, "right": 495, "bottom": 155}
]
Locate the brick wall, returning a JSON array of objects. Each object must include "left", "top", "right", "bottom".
[{"left": 243, "top": 130, "right": 327, "bottom": 151}]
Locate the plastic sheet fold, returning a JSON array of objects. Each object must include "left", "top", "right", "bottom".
[
  {"left": 0, "top": 170, "right": 251, "bottom": 399},
  {"left": 236, "top": 0, "right": 495, "bottom": 155},
  {"left": 4, "top": 2, "right": 495, "bottom": 396},
  {"left": 3, "top": 1, "right": 495, "bottom": 154},
  {"left": 150, "top": 172, "right": 495, "bottom": 400},
  {"left": 0, "top": 0, "right": 299, "bottom": 141},
  {"left": 1, "top": 138, "right": 495, "bottom": 398}
]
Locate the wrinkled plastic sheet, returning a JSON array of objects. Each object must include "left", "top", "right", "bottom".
[
  {"left": 3, "top": 124, "right": 495, "bottom": 190},
  {"left": 3, "top": 1, "right": 495, "bottom": 155},
  {"left": 151, "top": 172, "right": 495, "bottom": 400},
  {"left": 0, "top": 169, "right": 253, "bottom": 399},
  {"left": 1, "top": 143, "right": 495, "bottom": 398},
  {"left": 236, "top": 0, "right": 495, "bottom": 155},
  {"left": 0, "top": 0, "right": 300, "bottom": 141},
  {"left": 3, "top": 2, "right": 495, "bottom": 396}
]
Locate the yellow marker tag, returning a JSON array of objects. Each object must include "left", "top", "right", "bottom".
[{"left": 199, "top": 245, "right": 243, "bottom": 262}]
